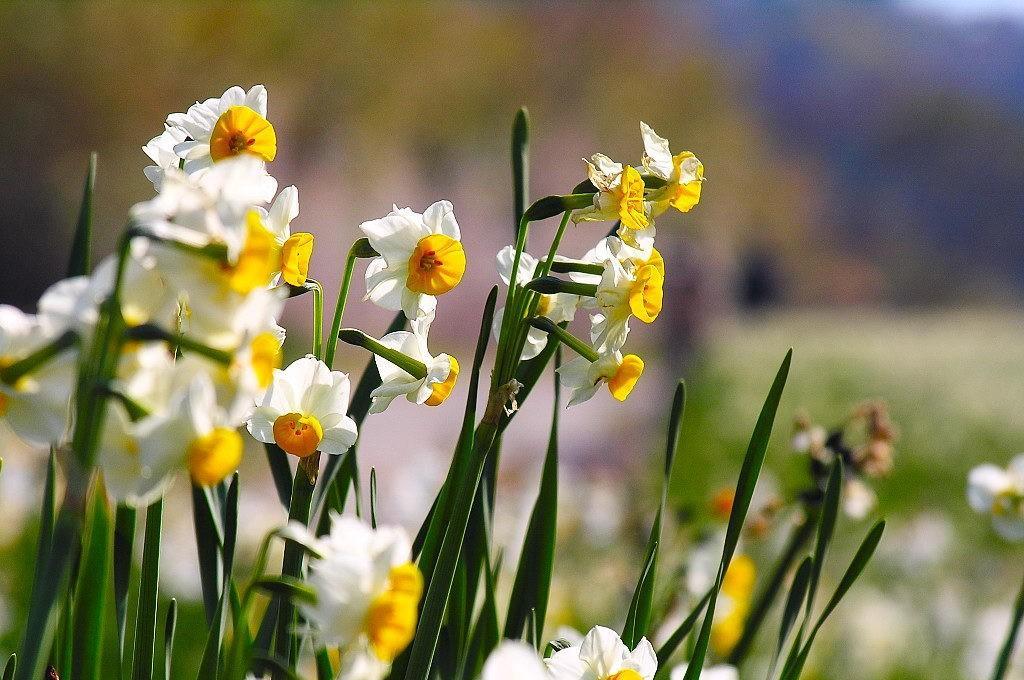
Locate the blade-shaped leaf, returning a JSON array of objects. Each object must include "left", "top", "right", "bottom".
[
  {"left": 132, "top": 498, "right": 163, "bottom": 680},
  {"left": 191, "top": 484, "right": 224, "bottom": 624},
  {"left": 682, "top": 349, "right": 792, "bottom": 680},
  {"left": 656, "top": 587, "right": 714, "bottom": 667},
  {"left": 160, "top": 599, "right": 177, "bottom": 680},
  {"left": 72, "top": 480, "right": 113, "bottom": 680},
  {"left": 767, "top": 556, "right": 813, "bottom": 679},
  {"left": 512, "top": 107, "right": 529, "bottom": 232},
  {"left": 67, "top": 152, "right": 96, "bottom": 277},
  {"left": 621, "top": 541, "right": 658, "bottom": 648},
  {"left": 370, "top": 467, "right": 379, "bottom": 529},
  {"left": 264, "top": 444, "right": 293, "bottom": 508},
  {"left": 114, "top": 503, "right": 137, "bottom": 664},
  {"left": 991, "top": 569, "right": 1024, "bottom": 680},
  {"left": 2, "top": 654, "right": 14, "bottom": 680}
]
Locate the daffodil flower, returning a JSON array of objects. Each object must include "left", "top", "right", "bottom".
[
  {"left": 134, "top": 373, "right": 246, "bottom": 489},
  {"left": 360, "top": 201, "right": 466, "bottom": 319},
  {"left": 0, "top": 306, "right": 75, "bottom": 446},
  {"left": 545, "top": 625, "right": 657, "bottom": 680},
  {"left": 482, "top": 641, "right": 550, "bottom": 680},
  {"left": 287, "top": 514, "right": 423, "bottom": 678},
  {"left": 258, "top": 186, "right": 315, "bottom": 287},
  {"left": 588, "top": 254, "right": 664, "bottom": 353},
  {"left": 142, "top": 125, "right": 187, "bottom": 190},
  {"left": 640, "top": 122, "right": 704, "bottom": 219},
  {"left": 367, "top": 315, "right": 459, "bottom": 414},
  {"left": 572, "top": 154, "right": 653, "bottom": 249},
  {"left": 493, "top": 245, "right": 579, "bottom": 360},
  {"left": 558, "top": 350, "right": 645, "bottom": 407},
  {"left": 247, "top": 355, "right": 358, "bottom": 458},
  {"left": 968, "top": 456, "right": 1024, "bottom": 541},
  {"left": 168, "top": 85, "right": 277, "bottom": 175}
]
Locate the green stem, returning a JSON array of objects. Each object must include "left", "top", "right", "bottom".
[
  {"left": 992, "top": 568, "right": 1024, "bottom": 680},
  {"left": 306, "top": 278, "right": 324, "bottom": 359},
  {"left": 273, "top": 469, "right": 317, "bottom": 678},
  {"left": 523, "top": 277, "right": 598, "bottom": 297},
  {"left": 124, "top": 325, "right": 233, "bottom": 366},
  {"left": 0, "top": 331, "right": 78, "bottom": 385},
  {"left": 324, "top": 239, "right": 374, "bottom": 368},
  {"left": 528, "top": 318, "right": 598, "bottom": 362},
  {"left": 337, "top": 328, "right": 428, "bottom": 379},
  {"left": 548, "top": 260, "right": 604, "bottom": 276}
]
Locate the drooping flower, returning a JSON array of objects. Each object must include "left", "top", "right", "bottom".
[
  {"left": 482, "top": 641, "right": 550, "bottom": 680},
  {"left": 257, "top": 186, "right": 315, "bottom": 287},
  {"left": 167, "top": 85, "right": 277, "bottom": 175},
  {"left": 0, "top": 306, "right": 75, "bottom": 446},
  {"left": 558, "top": 350, "right": 645, "bottom": 407},
  {"left": 588, "top": 254, "right": 664, "bottom": 353},
  {"left": 368, "top": 315, "right": 459, "bottom": 414},
  {"left": 640, "top": 122, "right": 704, "bottom": 219},
  {"left": 968, "top": 456, "right": 1024, "bottom": 541},
  {"left": 711, "top": 555, "right": 756, "bottom": 657},
  {"left": 493, "top": 245, "right": 579, "bottom": 359},
  {"left": 573, "top": 154, "right": 653, "bottom": 250},
  {"left": 360, "top": 201, "right": 466, "bottom": 319},
  {"left": 288, "top": 514, "right": 423, "bottom": 680},
  {"left": 247, "top": 355, "right": 358, "bottom": 458},
  {"left": 546, "top": 625, "right": 657, "bottom": 680}
]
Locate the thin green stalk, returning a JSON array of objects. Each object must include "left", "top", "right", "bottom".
[
  {"left": 528, "top": 318, "right": 598, "bottom": 362},
  {"left": 324, "top": 240, "right": 370, "bottom": 368},
  {"left": 337, "top": 329, "right": 428, "bottom": 379},
  {"left": 306, "top": 278, "right": 324, "bottom": 360},
  {"left": 991, "top": 569, "right": 1024, "bottom": 680},
  {"left": 272, "top": 470, "right": 316, "bottom": 678}
]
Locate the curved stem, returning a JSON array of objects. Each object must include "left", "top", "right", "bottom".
[
  {"left": 323, "top": 242, "right": 362, "bottom": 368},
  {"left": 306, "top": 278, "right": 324, "bottom": 359}
]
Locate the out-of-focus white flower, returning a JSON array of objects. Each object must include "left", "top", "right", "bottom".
[
  {"left": 546, "top": 625, "right": 657, "bottom": 680},
  {"left": 143, "top": 125, "right": 188, "bottom": 190},
  {"left": 842, "top": 477, "right": 877, "bottom": 520},
  {"left": 482, "top": 641, "right": 549, "bottom": 680},
  {"left": 640, "top": 122, "right": 704, "bottom": 219},
  {"left": 0, "top": 305, "right": 75, "bottom": 446},
  {"left": 288, "top": 515, "right": 422, "bottom": 680},
  {"left": 360, "top": 201, "right": 465, "bottom": 319},
  {"left": 493, "top": 245, "right": 578, "bottom": 359},
  {"left": 167, "top": 85, "right": 276, "bottom": 176},
  {"left": 588, "top": 254, "right": 664, "bottom": 353},
  {"left": 558, "top": 351, "right": 644, "bottom": 407},
  {"left": 247, "top": 355, "right": 358, "bottom": 458},
  {"left": 968, "top": 456, "right": 1024, "bottom": 540},
  {"left": 670, "top": 664, "right": 738, "bottom": 680},
  {"left": 368, "top": 315, "right": 459, "bottom": 414},
  {"left": 572, "top": 155, "right": 653, "bottom": 250},
  {"left": 133, "top": 372, "right": 245, "bottom": 491}
]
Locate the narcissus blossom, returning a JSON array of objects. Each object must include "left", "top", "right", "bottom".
[
  {"left": 288, "top": 515, "right": 423, "bottom": 679},
  {"left": 558, "top": 351, "right": 645, "bottom": 407},
  {"left": 546, "top": 625, "right": 657, "bottom": 680},
  {"left": 640, "top": 122, "right": 704, "bottom": 219},
  {"left": 143, "top": 125, "right": 187, "bottom": 190},
  {"left": 168, "top": 85, "right": 277, "bottom": 175},
  {"left": 968, "top": 456, "right": 1024, "bottom": 541},
  {"left": 482, "top": 641, "right": 549, "bottom": 680},
  {"left": 589, "top": 253, "right": 664, "bottom": 353},
  {"left": 573, "top": 154, "right": 653, "bottom": 249},
  {"left": 247, "top": 355, "right": 358, "bottom": 458},
  {"left": 257, "top": 186, "right": 315, "bottom": 287},
  {"left": 368, "top": 315, "right": 459, "bottom": 414},
  {"left": 360, "top": 201, "right": 466, "bottom": 319}
]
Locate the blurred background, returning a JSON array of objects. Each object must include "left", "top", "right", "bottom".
[{"left": 2, "top": 1, "right": 1024, "bottom": 678}]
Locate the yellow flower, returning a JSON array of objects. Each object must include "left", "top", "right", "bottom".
[
  {"left": 573, "top": 155, "right": 653, "bottom": 245},
  {"left": 711, "top": 555, "right": 756, "bottom": 656},
  {"left": 640, "top": 122, "right": 704, "bottom": 218},
  {"left": 187, "top": 427, "right": 244, "bottom": 486}
]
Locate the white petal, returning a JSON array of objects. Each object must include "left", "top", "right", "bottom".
[{"left": 422, "top": 200, "right": 461, "bottom": 240}]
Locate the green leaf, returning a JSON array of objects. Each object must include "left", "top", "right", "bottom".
[
  {"left": 399, "top": 287, "right": 498, "bottom": 680},
  {"left": 255, "top": 576, "right": 318, "bottom": 605},
  {"left": 73, "top": 481, "right": 113, "bottom": 680},
  {"left": 991, "top": 568, "right": 1024, "bottom": 680},
  {"left": 767, "top": 556, "right": 813, "bottom": 678},
  {"left": 274, "top": 466, "right": 317, "bottom": 671},
  {"left": 623, "top": 380, "right": 686, "bottom": 648},
  {"left": 370, "top": 467, "right": 379, "bottom": 529},
  {"left": 249, "top": 653, "right": 302, "bottom": 680},
  {"left": 264, "top": 444, "right": 293, "bottom": 508},
  {"left": 132, "top": 498, "right": 163, "bottom": 680},
  {"left": 222, "top": 474, "right": 240, "bottom": 582},
  {"left": 806, "top": 460, "right": 843, "bottom": 623},
  {"left": 67, "top": 152, "right": 96, "bottom": 277},
  {"left": 655, "top": 587, "right": 713, "bottom": 667},
  {"left": 160, "top": 599, "right": 177, "bottom": 680},
  {"left": 504, "top": 350, "right": 561, "bottom": 642},
  {"left": 191, "top": 484, "right": 224, "bottom": 624},
  {"left": 195, "top": 590, "right": 226, "bottom": 680},
  {"left": 460, "top": 547, "right": 501, "bottom": 680},
  {"left": 512, "top": 107, "right": 529, "bottom": 231},
  {"left": 682, "top": 349, "right": 792, "bottom": 680},
  {"left": 113, "top": 503, "right": 137, "bottom": 666},
  {"left": 2, "top": 654, "right": 14, "bottom": 680}
]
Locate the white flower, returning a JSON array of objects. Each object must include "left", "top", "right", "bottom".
[
  {"left": 493, "top": 245, "right": 578, "bottom": 360},
  {"left": 369, "top": 314, "right": 459, "bottom": 413},
  {"left": 640, "top": 122, "right": 704, "bottom": 219},
  {"left": 558, "top": 351, "right": 645, "bottom": 407},
  {"left": 0, "top": 306, "right": 75, "bottom": 446},
  {"left": 968, "top": 456, "right": 1024, "bottom": 540},
  {"left": 360, "top": 201, "right": 466, "bottom": 319},
  {"left": 482, "top": 641, "right": 549, "bottom": 680},
  {"left": 589, "top": 254, "right": 664, "bottom": 353},
  {"left": 546, "top": 626, "right": 657, "bottom": 680},
  {"left": 143, "top": 125, "right": 188, "bottom": 190},
  {"left": 247, "top": 355, "right": 358, "bottom": 458},
  {"left": 133, "top": 372, "right": 245, "bottom": 491},
  {"left": 166, "top": 85, "right": 277, "bottom": 176},
  {"left": 573, "top": 154, "right": 654, "bottom": 250},
  {"left": 257, "top": 186, "right": 314, "bottom": 287},
  {"left": 842, "top": 477, "right": 877, "bottom": 520},
  {"left": 670, "top": 664, "right": 738, "bottom": 680},
  {"left": 288, "top": 514, "right": 422, "bottom": 676}
]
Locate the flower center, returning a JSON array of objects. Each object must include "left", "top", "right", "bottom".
[
  {"left": 614, "top": 165, "right": 649, "bottom": 233},
  {"left": 187, "top": 427, "right": 243, "bottom": 487},
  {"left": 406, "top": 234, "right": 466, "bottom": 295},
  {"left": 209, "top": 105, "right": 277, "bottom": 162},
  {"left": 280, "top": 232, "right": 315, "bottom": 287},
  {"left": 228, "top": 211, "right": 280, "bottom": 294},
  {"left": 627, "top": 264, "right": 664, "bottom": 323},
  {"left": 249, "top": 332, "right": 282, "bottom": 389},
  {"left": 425, "top": 356, "right": 460, "bottom": 407},
  {"left": 273, "top": 412, "right": 323, "bottom": 458},
  {"left": 607, "top": 672, "right": 643, "bottom": 680},
  {"left": 365, "top": 563, "right": 423, "bottom": 662},
  {"left": 607, "top": 354, "right": 644, "bottom": 401}
]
